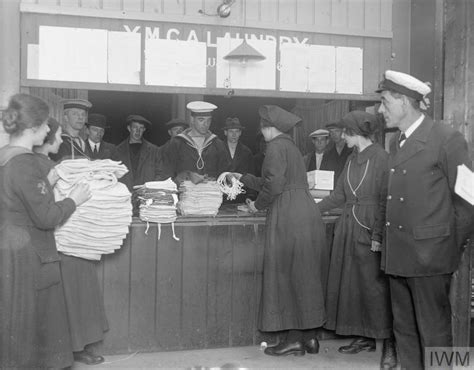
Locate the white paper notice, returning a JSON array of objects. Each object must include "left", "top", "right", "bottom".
[
  {"left": 455, "top": 164, "right": 474, "bottom": 205},
  {"left": 336, "top": 46, "right": 363, "bottom": 94},
  {"left": 108, "top": 31, "right": 141, "bottom": 84},
  {"left": 39, "top": 26, "right": 107, "bottom": 83},
  {"left": 27, "top": 44, "right": 39, "bottom": 79},
  {"left": 216, "top": 37, "right": 276, "bottom": 90},
  {"left": 315, "top": 170, "right": 334, "bottom": 190},
  {"left": 145, "top": 39, "right": 206, "bottom": 87},
  {"left": 280, "top": 44, "right": 335, "bottom": 93}
]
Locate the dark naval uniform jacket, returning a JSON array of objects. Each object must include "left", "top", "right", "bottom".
[
  {"left": 50, "top": 134, "right": 89, "bottom": 161},
  {"left": 163, "top": 128, "right": 229, "bottom": 180},
  {"left": 382, "top": 116, "right": 473, "bottom": 277}
]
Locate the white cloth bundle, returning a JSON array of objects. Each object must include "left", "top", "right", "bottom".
[
  {"left": 54, "top": 159, "right": 132, "bottom": 261},
  {"left": 177, "top": 180, "right": 223, "bottom": 216}
]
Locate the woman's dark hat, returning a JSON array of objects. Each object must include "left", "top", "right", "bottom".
[
  {"left": 126, "top": 114, "right": 151, "bottom": 128},
  {"left": 223, "top": 117, "right": 245, "bottom": 131},
  {"left": 340, "top": 111, "right": 378, "bottom": 136},
  {"left": 86, "top": 113, "right": 109, "bottom": 129},
  {"left": 165, "top": 118, "right": 187, "bottom": 130},
  {"left": 258, "top": 105, "right": 302, "bottom": 133}
]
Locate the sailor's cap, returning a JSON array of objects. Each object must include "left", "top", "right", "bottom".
[
  {"left": 309, "top": 129, "right": 330, "bottom": 138},
  {"left": 376, "top": 70, "right": 431, "bottom": 101},
  {"left": 186, "top": 101, "right": 217, "bottom": 117},
  {"left": 62, "top": 99, "right": 92, "bottom": 111}
]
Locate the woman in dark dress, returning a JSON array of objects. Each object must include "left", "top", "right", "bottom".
[
  {"left": 0, "top": 94, "right": 91, "bottom": 368},
  {"left": 229, "top": 105, "right": 327, "bottom": 356},
  {"left": 317, "top": 111, "right": 397, "bottom": 369}
]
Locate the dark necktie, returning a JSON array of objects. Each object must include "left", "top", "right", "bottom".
[
  {"left": 93, "top": 144, "right": 98, "bottom": 155},
  {"left": 398, "top": 132, "right": 406, "bottom": 146}
]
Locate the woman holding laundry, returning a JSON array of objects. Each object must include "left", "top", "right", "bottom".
[
  {"left": 227, "top": 105, "right": 327, "bottom": 357},
  {"left": 0, "top": 94, "right": 91, "bottom": 368}
]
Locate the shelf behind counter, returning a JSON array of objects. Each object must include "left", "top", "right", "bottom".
[{"left": 95, "top": 205, "right": 340, "bottom": 354}]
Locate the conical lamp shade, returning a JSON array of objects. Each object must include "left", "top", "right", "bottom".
[{"left": 223, "top": 39, "right": 266, "bottom": 63}]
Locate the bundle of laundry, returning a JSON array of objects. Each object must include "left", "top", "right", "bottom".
[
  {"left": 54, "top": 158, "right": 132, "bottom": 261},
  {"left": 177, "top": 180, "right": 223, "bottom": 216},
  {"left": 135, "top": 179, "right": 178, "bottom": 224}
]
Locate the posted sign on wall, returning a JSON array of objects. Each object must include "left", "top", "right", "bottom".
[{"left": 22, "top": 14, "right": 363, "bottom": 96}]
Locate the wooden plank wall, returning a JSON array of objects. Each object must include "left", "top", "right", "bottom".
[{"left": 95, "top": 220, "right": 335, "bottom": 354}]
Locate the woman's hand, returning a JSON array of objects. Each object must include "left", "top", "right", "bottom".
[
  {"left": 245, "top": 198, "right": 258, "bottom": 213},
  {"left": 225, "top": 172, "right": 242, "bottom": 185},
  {"left": 370, "top": 240, "right": 382, "bottom": 252},
  {"left": 47, "top": 168, "right": 60, "bottom": 186},
  {"left": 68, "top": 182, "right": 92, "bottom": 206}
]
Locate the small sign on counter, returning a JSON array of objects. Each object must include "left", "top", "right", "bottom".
[{"left": 307, "top": 170, "right": 335, "bottom": 191}]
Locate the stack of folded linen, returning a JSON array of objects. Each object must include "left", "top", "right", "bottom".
[
  {"left": 54, "top": 158, "right": 132, "bottom": 261},
  {"left": 177, "top": 180, "right": 223, "bottom": 216},
  {"left": 135, "top": 179, "right": 178, "bottom": 224}
]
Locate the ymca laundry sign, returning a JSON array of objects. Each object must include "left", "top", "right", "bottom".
[{"left": 22, "top": 14, "right": 363, "bottom": 95}]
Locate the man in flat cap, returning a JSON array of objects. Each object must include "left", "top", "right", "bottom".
[
  {"left": 116, "top": 114, "right": 163, "bottom": 191},
  {"left": 51, "top": 98, "right": 91, "bottom": 161},
  {"left": 85, "top": 113, "right": 118, "bottom": 160},
  {"left": 377, "top": 70, "right": 473, "bottom": 370},
  {"left": 304, "top": 129, "right": 333, "bottom": 172},
  {"left": 162, "top": 101, "right": 229, "bottom": 182},
  {"left": 324, "top": 121, "right": 353, "bottom": 183},
  {"left": 222, "top": 117, "right": 255, "bottom": 202}
]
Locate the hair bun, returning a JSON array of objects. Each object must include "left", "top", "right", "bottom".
[{"left": 2, "top": 111, "right": 19, "bottom": 134}]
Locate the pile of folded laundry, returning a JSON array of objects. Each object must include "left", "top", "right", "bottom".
[
  {"left": 135, "top": 179, "right": 178, "bottom": 224},
  {"left": 177, "top": 180, "right": 223, "bottom": 216},
  {"left": 54, "top": 158, "right": 132, "bottom": 261}
]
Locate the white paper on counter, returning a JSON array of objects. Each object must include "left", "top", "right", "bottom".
[{"left": 455, "top": 164, "right": 474, "bottom": 205}]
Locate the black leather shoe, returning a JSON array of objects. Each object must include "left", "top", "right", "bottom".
[
  {"left": 304, "top": 338, "right": 320, "bottom": 354},
  {"left": 338, "top": 337, "right": 376, "bottom": 354},
  {"left": 264, "top": 341, "right": 305, "bottom": 356},
  {"left": 380, "top": 338, "right": 397, "bottom": 369},
  {"left": 73, "top": 350, "right": 105, "bottom": 365}
]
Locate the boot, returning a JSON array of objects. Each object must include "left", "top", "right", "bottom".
[
  {"left": 380, "top": 337, "right": 397, "bottom": 370},
  {"left": 264, "top": 341, "right": 305, "bottom": 356},
  {"left": 339, "top": 337, "right": 376, "bottom": 354},
  {"left": 303, "top": 337, "right": 320, "bottom": 354}
]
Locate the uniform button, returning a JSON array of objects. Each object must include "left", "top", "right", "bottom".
[
  {"left": 390, "top": 168, "right": 395, "bottom": 173},
  {"left": 398, "top": 225, "right": 403, "bottom": 230},
  {"left": 400, "top": 197, "right": 404, "bottom": 202},
  {"left": 386, "top": 222, "right": 391, "bottom": 227},
  {"left": 402, "top": 169, "right": 407, "bottom": 175},
  {"left": 387, "top": 195, "right": 392, "bottom": 200}
]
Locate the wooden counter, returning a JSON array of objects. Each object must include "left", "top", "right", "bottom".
[
  {"left": 94, "top": 205, "right": 471, "bottom": 354},
  {"left": 95, "top": 206, "right": 339, "bottom": 354}
]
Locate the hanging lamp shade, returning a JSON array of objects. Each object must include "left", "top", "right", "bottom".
[{"left": 223, "top": 39, "right": 266, "bottom": 63}]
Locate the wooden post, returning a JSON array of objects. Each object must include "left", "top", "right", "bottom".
[{"left": 444, "top": 0, "right": 474, "bottom": 347}]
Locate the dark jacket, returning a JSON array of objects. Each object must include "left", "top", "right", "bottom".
[
  {"left": 116, "top": 139, "right": 163, "bottom": 191},
  {"left": 84, "top": 140, "right": 118, "bottom": 161},
  {"left": 240, "top": 134, "right": 327, "bottom": 331},
  {"left": 163, "top": 128, "right": 229, "bottom": 180},
  {"left": 224, "top": 142, "right": 256, "bottom": 202},
  {"left": 323, "top": 143, "right": 352, "bottom": 184},
  {"left": 318, "top": 144, "right": 392, "bottom": 338},
  {"left": 50, "top": 134, "right": 89, "bottom": 162},
  {"left": 382, "top": 116, "right": 473, "bottom": 276},
  {"left": 0, "top": 147, "right": 75, "bottom": 368}
]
